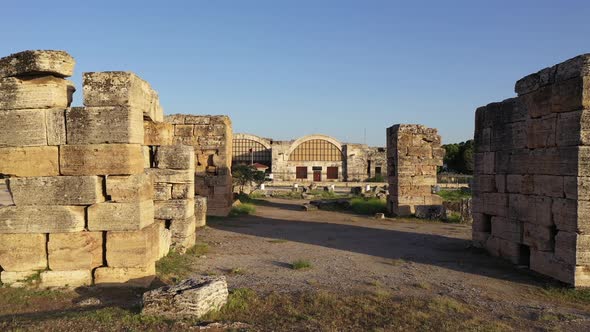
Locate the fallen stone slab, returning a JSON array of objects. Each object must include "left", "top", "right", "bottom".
[
  {"left": 141, "top": 276, "right": 228, "bottom": 319},
  {"left": 0, "top": 50, "right": 75, "bottom": 78}
]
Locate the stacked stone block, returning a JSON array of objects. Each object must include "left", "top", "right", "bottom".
[
  {"left": 473, "top": 54, "right": 590, "bottom": 286},
  {"left": 165, "top": 114, "right": 233, "bottom": 216},
  {"left": 0, "top": 51, "right": 169, "bottom": 288},
  {"left": 386, "top": 124, "right": 444, "bottom": 216}
]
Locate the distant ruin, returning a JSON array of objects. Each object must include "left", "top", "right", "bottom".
[
  {"left": 386, "top": 124, "right": 444, "bottom": 217},
  {"left": 473, "top": 54, "right": 590, "bottom": 286},
  {"left": 0, "top": 50, "right": 207, "bottom": 288}
]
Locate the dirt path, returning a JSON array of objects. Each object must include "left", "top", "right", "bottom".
[{"left": 193, "top": 198, "right": 590, "bottom": 331}]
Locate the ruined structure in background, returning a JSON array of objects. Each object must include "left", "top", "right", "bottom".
[
  {"left": 232, "top": 133, "right": 387, "bottom": 182},
  {"left": 473, "top": 54, "right": 590, "bottom": 287},
  {"left": 0, "top": 50, "right": 206, "bottom": 288},
  {"left": 386, "top": 124, "right": 444, "bottom": 217},
  {"left": 166, "top": 115, "right": 233, "bottom": 216}
]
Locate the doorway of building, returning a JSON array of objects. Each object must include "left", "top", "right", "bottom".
[{"left": 312, "top": 166, "right": 322, "bottom": 182}]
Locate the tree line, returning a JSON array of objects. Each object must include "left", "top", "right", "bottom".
[{"left": 442, "top": 140, "right": 473, "bottom": 174}]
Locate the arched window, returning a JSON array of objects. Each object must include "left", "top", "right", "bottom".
[
  {"left": 232, "top": 139, "right": 271, "bottom": 165},
  {"left": 289, "top": 139, "right": 343, "bottom": 161}
]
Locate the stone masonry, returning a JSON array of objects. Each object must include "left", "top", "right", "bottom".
[
  {"left": 386, "top": 124, "right": 444, "bottom": 217},
  {"left": 165, "top": 115, "right": 233, "bottom": 216},
  {"left": 473, "top": 54, "right": 590, "bottom": 286},
  {"left": 0, "top": 50, "right": 206, "bottom": 288}
]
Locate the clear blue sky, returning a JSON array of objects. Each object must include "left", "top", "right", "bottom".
[{"left": 2, "top": 1, "right": 589, "bottom": 146}]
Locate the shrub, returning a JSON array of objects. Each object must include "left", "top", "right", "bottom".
[
  {"left": 229, "top": 203, "right": 256, "bottom": 216},
  {"left": 291, "top": 259, "right": 312, "bottom": 270},
  {"left": 350, "top": 198, "right": 387, "bottom": 215}
]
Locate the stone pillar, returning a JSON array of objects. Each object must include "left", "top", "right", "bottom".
[
  {"left": 386, "top": 124, "right": 444, "bottom": 217},
  {"left": 473, "top": 53, "right": 590, "bottom": 287}
]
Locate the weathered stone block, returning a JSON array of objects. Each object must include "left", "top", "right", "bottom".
[
  {"left": 141, "top": 276, "right": 228, "bottom": 319},
  {"left": 527, "top": 115, "right": 556, "bottom": 148},
  {"left": 142, "top": 145, "right": 152, "bottom": 168},
  {"left": 106, "top": 222, "right": 159, "bottom": 268},
  {"left": 171, "top": 232, "right": 196, "bottom": 253},
  {"left": 482, "top": 193, "right": 508, "bottom": 217},
  {"left": 154, "top": 199, "right": 195, "bottom": 220},
  {"left": 472, "top": 213, "right": 491, "bottom": 232},
  {"left": 156, "top": 145, "right": 195, "bottom": 170},
  {"left": 533, "top": 175, "right": 564, "bottom": 198},
  {"left": 0, "top": 146, "right": 59, "bottom": 176},
  {"left": 551, "top": 76, "right": 590, "bottom": 114},
  {"left": 0, "top": 271, "right": 38, "bottom": 288},
  {"left": 530, "top": 249, "right": 575, "bottom": 285},
  {"left": 506, "top": 174, "right": 535, "bottom": 194},
  {"left": 157, "top": 221, "right": 171, "bottom": 259},
  {"left": 174, "top": 125, "right": 193, "bottom": 137},
  {"left": 472, "top": 230, "right": 490, "bottom": 248},
  {"left": 9, "top": 176, "right": 105, "bottom": 205},
  {"left": 491, "top": 122, "right": 527, "bottom": 151},
  {"left": 564, "top": 176, "right": 590, "bottom": 200},
  {"left": 60, "top": 144, "right": 144, "bottom": 176},
  {"left": 521, "top": 85, "right": 552, "bottom": 118},
  {"left": 0, "top": 50, "right": 75, "bottom": 78},
  {"left": 0, "top": 206, "right": 85, "bottom": 233},
  {"left": 172, "top": 183, "right": 194, "bottom": 199},
  {"left": 154, "top": 183, "right": 172, "bottom": 200},
  {"left": 93, "top": 264, "right": 155, "bottom": 288},
  {"left": 485, "top": 236, "right": 524, "bottom": 264},
  {"left": 106, "top": 173, "right": 153, "bottom": 202},
  {"left": 555, "top": 231, "right": 590, "bottom": 265},
  {"left": 491, "top": 216, "right": 522, "bottom": 242},
  {"left": 39, "top": 270, "right": 92, "bottom": 289},
  {"left": 46, "top": 108, "right": 66, "bottom": 145},
  {"left": 194, "top": 196, "right": 207, "bottom": 227},
  {"left": 144, "top": 121, "right": 173, "bottom": 146},
  {"left": 145, "top": 168, "right": 193, "bottom": 184},
  {"left": 0, "top": 109, "right": 47, "bottom": 147},
  {"left": 66, "top": 106, "right": 144, "bottom": 144},
  {"left": 0, "top": 233, "right": 46, "bottom": 271},
  {"left": 523, "top": 222, "right": 555, "bottom": 251},
  {"left": 88, "top": 200, "right": 154, "bottom": 231},
  {"left": 556, "top": 110, "right": 590, "bottom": 146},
  {"left": 48, "top": 232, "right": 103, "bottom": 271},
  {"left": 169, "top": 216, "right": 196, "bottom": 238},
  {"left": 552, "top": 198, "right": 590, "bottom": 233},
  {"left": 0, "top": 76, "right": 74, "bottom": 110},
  {"left": 472, "top": 175, "right": 495, "bottom": 193}
]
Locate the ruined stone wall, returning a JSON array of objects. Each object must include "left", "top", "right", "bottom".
[
  {"left": 386, "top": 124, "right": 444, "bottom": 216},
  {"left": 343, "top": 144, "right": 387, "bottom": 181},
  {"left": 473, "top": 54, "right": 590, "bottom": 286},
  {"left": 0, "top": 50, "right": 204, "bottom": 288},
  {"left": 165, "top": 115, "right": 233, "bottom": 216}
]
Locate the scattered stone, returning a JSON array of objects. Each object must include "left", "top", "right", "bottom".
[{"left": 141, "top": 276, "right": 229, "bottom": 319}]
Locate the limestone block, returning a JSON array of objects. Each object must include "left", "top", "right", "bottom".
[
  {"left": 482, "top": 192, "right": 508, "bottom": 217},
  {"left": 0, "top": 146, "right": 59, "bottom": 176},
  {"left": 0, "top": 76, "right": 74, "bottom": 110},
  {"left": 521, "top": 85, "right": 552, "bottom": 118},
  {"left": 527, "top": 115, "right": 556, "bottom": 148},
  {"left": 39, "top": 270, "right": 92, "bottom": 289},
  {"left": 9, "top": 176, "right": 105, "bottom": 205},
  {"left": 530, "top": 249, "right": 575, "bottom": 285},
  {"left": 46, "top": 109, "right": 66, "bottom": 145},
  {"left": 156, "top": 145, "right": 195, "bottom": 170},
  {"left": 60, "top": 144, "right": 144, "bottom": 176},
  {"left": 144, "top": 121, "right": 173, "bottom": 146},
  {"left": 141, "top": 276, "right": 228, "bottom": 319},
  {"left": 495, "top": 175, "right": 506, "bottom": 193},
  {"left": 143, "top": 145, "right": 152, "bottom": 168},
  {"left": 93, "top": 264, "right": 156, "bottom": 288},
  {"left": 552, "top": 76, "right": 590, "bottom": 114},
  {"left": 0, "top": 233, "right": 46, "bottom": 271},
  {"left": 472, "top": 175, "right": 495, "bottom": 193},
  {"left": 171, "top": 232, "right": 196, "bottom": 253},
  {"left": 87, "top": 200, "right": 154, "bottom": 231},
  {"left": 154, "top": 199, "right": 195, "bottom": 220},
  {"left": 145, "top": 168, "right": 194, "bottom": 184},
  {"left": 147, "top": 90, "right": 164, "bottom": 122},
  {"left": 0, "top": 206, "right": 85, "bottom": 233},
  {"left": 0, "top": 50, "right": 75, "bottom": 78},
  {"left": 194, "top": 196, "right": 207, "bottom": 227},
  {"left": 474, "top": 152, "right": 495, "bottom": 175},
  {"left": 172, "top": 183, "right": 194, "bottom": 199},
  {"left": 564, "top": 176, "right": 590, "bottom": 200},
  {"left": 532, "top": 175, "right": 564, "bottom": 198},
  {"left": 506, "top": 174, "right": 535, "bottom": 194},
  {"left": 66, "top": 106, "right": 144, "bottom": 144},
  {"left": 106, "top": 173, "right": 154, "bottom": 202},
  {"left": 472, "top": 213, "right": 491, "bottom": 232},
  {"left": 556, "top": 110, "right": 590, "bottom": 147},
  {"left": 0, "top": 271, "right": 38, "bottom": 288},
  {"left": 157, "top": 221, "right": 171, "bottom": 259},
  {"left": 472, "top": 231, "right": 490, "bottom": 248},
  {"left": 485, "top": 236, "right": 524, "bottom": 264},
  {"left": 0, "top": 109, "right": 47, "bottom": 147},
  {"left": 48, "top": 232, "right": 103, "bottom": 271},
  {"left": 169, "top": 216, "right": 196, "bottom": 238},
  {"left": 552, "top": 198, "right": 590, "bottom": 233},
  {"left": 491, "top": 122, "right": 527, "bottom": 151},
  {"left": 523, "top": 223, "right": 555, "bottom": 251},
  {"left": 83, "top": 71, "right": 153, "bottom": 114},
  {"left": 531, "top": 196, "right": 554, "bottom": 227},
  {"left": 154, "top": 183, "right": 172, "bottom": 200},
  {"left": 555, "top": 231, "right": 590, "bottom": 265},
  {"left": 491, "top": 216, "right": 522, "bottom": 243},
  {"left": 106, "top": 222, "right": 159, "bottom": 268},
  {"left": 174, "top": 125, "right": 194, "bottom": 137}
]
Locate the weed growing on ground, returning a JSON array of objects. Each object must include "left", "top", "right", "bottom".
[
  {"left": 156, "top": 243, "right": 209, "bottom": 283},
  {"left": 436, "top": 189, "right": 472, "bottom": 202},
  {"left": 229, "top": 203, "right": 256, "bottom": 216},
  {"left": 537, "top": 286, "right": 590, "bottom": 305},
  {"left": 350, "top": 198, "right": 387, "bottom": 215},
  {"left": 413, "top": 282, "right": 432, "bottom": 290},
  {"left": 229, "top": 267, "right": 246, "bottom": 275},
  {"left": 291, "top": 259, "right": 312, "bottom": 270},
  {"left": 445, "top": 212, "right": 463, "bottom": 223}
]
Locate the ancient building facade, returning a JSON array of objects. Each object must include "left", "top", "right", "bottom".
[
  {"left": 231, "top": 133, "right": 387, "bottom": 182},
  {"left": 386, "top": 124, "right": 444, "bottom": 216},
  {"left": 165, "top": 115, "right": 233, "bottom": 216},
  {"left": 0, "top": 50, "right": 207, "bottom": 288},
  {"left": 473, "top": 54, "right": 590, "bottom": 286}
]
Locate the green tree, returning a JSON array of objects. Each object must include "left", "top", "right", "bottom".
[
  {"left": 442, "top": 140, "right": 473, "bottom": 174},
  {"left": 232, "top": 164, "right": 266, "bottom": 193}
]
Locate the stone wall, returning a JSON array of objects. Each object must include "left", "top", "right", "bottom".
[
  {"left": 386, "top": 124, "right": 444, "bottom": 216},
  {"left": 165, "top": 115, "right": 233, "bottom": 216},
  {"left": 343, "top": 144, "right": 387, "bottom": 181},
  {"left": 0, "top": 50, "right": 206, "bottom": 288},
  {"left": 473, "top": 54, "right": 590, "bottom": 286}
]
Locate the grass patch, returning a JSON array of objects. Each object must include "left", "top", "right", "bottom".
[
  {"left": 156, "top": 243, "right": 209, "bottom": 283},
  {"left": 437, "top": 189, "right": 471, "bottom": 202},
  {"left": 229, "top": 203, "right": 256, "bottom": 217},
  {"left": 350, "top": 198, "right": 387, "bottom": 215},
  {"left": 537, "top": 286, "right": 590, "bottom": 305},
  {"left": 229, "top": 267, "right": 246, "bottom": 275},
  {"left": 413, "top": 282, "right": 432, "bottom": 290},
  {"left": 0, "top": 287, "right": 65, "bottom": 306},
  {"left": 270, "top": 191, "right": 304, "bottom": 199},
  {"left": 445, "top": 212, "right": 463, "bottom": 223},
  {"left": 291, "top": 259, "right": 312, "bottom": 270}
]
